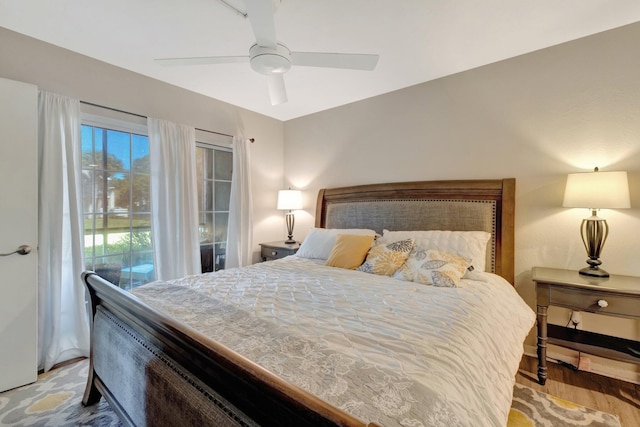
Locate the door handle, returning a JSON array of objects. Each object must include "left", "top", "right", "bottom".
[{"left": 0, "top": 245, "right": 32, "bottom": 257}]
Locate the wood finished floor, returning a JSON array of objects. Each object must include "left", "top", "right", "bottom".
[{"left": 516, "top": 355, "right": 640, "bottom": 426}]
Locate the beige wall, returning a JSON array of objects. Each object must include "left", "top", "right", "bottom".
[
  {"left": 0, "top": 27, "right": 285, "bottom": 262},
  {"left": 284, "top": 23, "right": 640, "bottom": 381}
]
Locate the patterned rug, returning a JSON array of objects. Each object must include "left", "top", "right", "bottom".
[
  {"left": 0, "top": 360, "right": 120, "bottom": 427},
  {"left": 0, "top": 359, "right": 622, "bottom": 427},
  {"left": 508, "top": 383, "right": 621, "bottom": 427}
]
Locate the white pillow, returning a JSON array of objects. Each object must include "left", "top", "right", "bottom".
[
  {"left": 378, "top": 229, "right": 491, "bottom": 272},
  {"left": 296, "top": 228, "right": 378, "bottom": 260}
]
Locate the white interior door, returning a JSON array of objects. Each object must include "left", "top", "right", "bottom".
[{"left": 0, "top": 77, "right": 38, "bottom": 392}]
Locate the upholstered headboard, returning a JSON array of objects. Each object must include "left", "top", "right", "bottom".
[{"left": 315, "top": 179, "right": 515, "bottom": 284}]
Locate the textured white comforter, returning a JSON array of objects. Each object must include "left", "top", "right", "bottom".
[{"left": 131, "top": 256, "right": 535, "bottom": 427}]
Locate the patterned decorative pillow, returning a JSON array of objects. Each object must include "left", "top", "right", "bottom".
[
  {"left": 394, "top": 247, "right": 470, "bottom": 287},
  {"left": 378, "top": 230, "right": 490, "bottom": 272},
  {"left": 356, "top": 238, "right": 414, "bottom": 276}
]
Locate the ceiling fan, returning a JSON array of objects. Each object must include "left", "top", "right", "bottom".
[{"left": 155, "top": 0, "right": 379, "bottom": 105}]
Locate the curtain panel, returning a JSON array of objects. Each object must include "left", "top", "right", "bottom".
[
  {"left": 37, "top": 91, "right": 90, "bottom": 372},
  {"left": 148, "top": 118, "right": 201, "bottom": 281},
  {"left": 226, "top": 136, "right": 254, "bottom": 268}
]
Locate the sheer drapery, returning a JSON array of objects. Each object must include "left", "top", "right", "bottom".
[
  {"left": 148, "top": 118, "right": 201, "bottom": 280},
  {"left": 226, "top": 136, "right": 253, "bottom": 268},
  {"left": 37, "top": 91, "right": 89, "bottom": 372}
]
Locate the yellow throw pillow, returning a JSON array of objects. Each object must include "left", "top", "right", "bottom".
[
  {"left": 325, "top": 234, "right": 375, "bottom": 269},
  {"left": 356, "top": 238, "right": 415, "bottom": 276}
]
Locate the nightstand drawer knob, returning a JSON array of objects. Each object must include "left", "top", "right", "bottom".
[{"left": 597, "top": 299, "right": 609, "bottom": 308}]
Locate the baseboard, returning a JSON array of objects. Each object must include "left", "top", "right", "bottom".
[{"left": 523, "top": 344, "right": 640, "bottom": 385}]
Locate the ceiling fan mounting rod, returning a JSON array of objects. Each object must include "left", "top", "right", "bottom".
[{"left": 216, "top": 0, "right": 248, "bottom": 18}]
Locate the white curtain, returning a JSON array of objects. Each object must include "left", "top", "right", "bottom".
[
  {"left": 148, "top": 118, "right": 201, "bottom": 280},
  {"left": 37, "top": 91, "right": 90, "bottom": 372},
  {"left": 226, "top": 137, "right": 254, "bottom": 268}
]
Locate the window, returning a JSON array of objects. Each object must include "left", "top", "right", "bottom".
[
  {"left": 81, "top": 110, "right": 233, "bottom": 284},
  {"left": 196, "top": 144, "right": 232, "bottom": 272},
  {"left": 81, "top": 119, "right": 154, "bottom": 290}
]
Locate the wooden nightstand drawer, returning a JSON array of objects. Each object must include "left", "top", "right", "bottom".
[
  {"left": 259, "top": 241, "right": 300, "bottom": 261},
  {"left": 261, "top": 246, "right": 283, "bottom": 260},
  {"left": 549, "top": 287, "right": 640, "bottom": 318}
]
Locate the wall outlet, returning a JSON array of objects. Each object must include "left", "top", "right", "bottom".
[{"left": 570, "top": 311, "right": 583, "bottom": 329}]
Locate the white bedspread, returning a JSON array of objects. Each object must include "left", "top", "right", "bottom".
[{"left": 131, "top": 256, "right": 535, "bottom": 427}]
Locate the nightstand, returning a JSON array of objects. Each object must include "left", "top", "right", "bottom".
[
  {"left": 532, "top": 266, "right": 640, "bottom": 385},
  {"left": 259, "top": 241, "right": 300, "bottom": 261}
]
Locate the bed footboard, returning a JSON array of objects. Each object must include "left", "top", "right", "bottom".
[{"left": 82, "top": 271, "right": 373, "bottom": 427}]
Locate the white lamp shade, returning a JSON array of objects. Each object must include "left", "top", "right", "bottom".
[
  {"left": 563, "top": 170, "right": 630, "bottom": 209},
  {"left": 277, "top": 189, "right": 302, "bottom": 210}
]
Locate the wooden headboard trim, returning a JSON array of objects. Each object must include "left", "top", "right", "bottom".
[{"left": 315, "top": 179, "right": 515, "bottom": 285}]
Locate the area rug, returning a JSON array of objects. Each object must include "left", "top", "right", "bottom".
[
  {"left": 508, "top": 383, "right": 621, "bottom": 427},
  {"left": 0, "top": 360, "right": 120, "bottom": 427},
  {"left": 0, "top": 359, "right": 622, "bottom": 427}
]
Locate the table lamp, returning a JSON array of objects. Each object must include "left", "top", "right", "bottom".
[
  {"left": 562, "top": 167, "right": 630, "bottom": 277},
  {"left": 277, "top": 189, "right": 302, "bottom": 244}
]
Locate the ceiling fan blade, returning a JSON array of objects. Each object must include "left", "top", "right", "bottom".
[
  {"left": 155, "top": 56, "right": 249, "bottom": 66},
  {"left": 267, "top": 74, "right": 287, "bottom": 105},
  {"left": 290, "top": 52, "right": 379, "bottom": 71},
  {"left": 244, "top": 0, "right": 277, "bottom": 48}
]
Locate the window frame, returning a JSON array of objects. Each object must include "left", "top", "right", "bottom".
[
  {"left": 196, "top": 139, "right": 233, "bottom": 272},
  {"left": 80, "top": 112, "right": 153, "bottom": 289}
]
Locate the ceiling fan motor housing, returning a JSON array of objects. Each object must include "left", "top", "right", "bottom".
[{"left": 250, "top": 43, "right": 291, "bottom": 75}]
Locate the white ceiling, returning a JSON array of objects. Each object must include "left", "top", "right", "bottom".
[{"left": 2, "top": 1, "right": 640, "bottom": 121}]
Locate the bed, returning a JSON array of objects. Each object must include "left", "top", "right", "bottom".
[{"left": 82, "top": 178, "right": 535, "bottom": 427}]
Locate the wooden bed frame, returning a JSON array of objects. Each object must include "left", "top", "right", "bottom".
[{"left": 82, "top": 178, "right": 515, "bottom": 426}]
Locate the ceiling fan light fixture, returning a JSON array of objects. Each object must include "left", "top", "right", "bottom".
[{"left": 250, "top": 43, "right": 291, "bottom": 75}]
